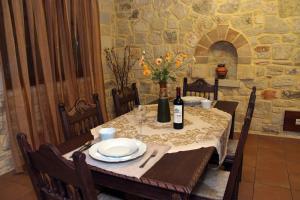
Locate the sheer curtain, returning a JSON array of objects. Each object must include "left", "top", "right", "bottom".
[{"left": 0, "top": 0, "right": 107, "bottom": 172}]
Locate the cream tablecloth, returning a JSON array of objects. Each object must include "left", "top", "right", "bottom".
[{"left": 91, "top": 104, "right": 232, "bottom": 164}]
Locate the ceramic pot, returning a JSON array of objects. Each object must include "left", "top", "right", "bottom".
[
  {"left": 157, "top": 82, "right": 170, "bottom": 122},
  {"left": 216, "top": 64, "right": 228, "bottom": 79}
]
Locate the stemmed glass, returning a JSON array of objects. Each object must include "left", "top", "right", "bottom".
[{"left": 134, "top": 105, "right": 147, "bottom": 135}]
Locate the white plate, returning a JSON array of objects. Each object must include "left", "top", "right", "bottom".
[
  {"left": 89, "top": 139, "right": 147, "bottom": 162},
  {"left": 181, "top": 96, "right": 205, "bottom": 103},
  {"left": 97, "top": 138, "right": 138, "bottom": 158}
]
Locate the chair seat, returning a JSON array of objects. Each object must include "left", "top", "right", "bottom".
[
  {"left": 98, "top": 193, "right": 123, "bottom": 200},
  {"left": 191, "top": 168, "right": 230, "bottom": 200},
  {"left": 227, "top": 139, "right": 238, "bottom": 158}
]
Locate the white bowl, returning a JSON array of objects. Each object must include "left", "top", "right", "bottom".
[
  {"left": 201, "top": 99, "right": 212, "bottom": 109},
  {"left": 99, "top": 128, "right": 116, "bottom": 140}
]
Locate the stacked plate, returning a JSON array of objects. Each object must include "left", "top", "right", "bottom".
[
  {"left": 89, "top": 138, "right": 147, "bottom": 162},
  {"left": 181, "top": 96, "right": 206, "bottom": 106}
]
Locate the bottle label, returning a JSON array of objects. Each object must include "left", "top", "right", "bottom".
[{"left": 174, "top": 105, "right": 183, "bottom": 123}]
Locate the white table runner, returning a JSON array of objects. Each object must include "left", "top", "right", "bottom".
[{"left": 91, "top": 105, "right": 232, "bottom": 165}]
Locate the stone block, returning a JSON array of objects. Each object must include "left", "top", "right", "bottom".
[
  {"left": 238, "top": 57, "right": 251, "bottom": 64},
  {"left": 171, "top": 2, "right": 187, "bottom": 19},
  {"left": 139, "top": 81, "right": 152, "bottom": 94},
  {"left": 264, "top": 16, "right": 289, "bottom": 34},
  {"left": 266, "top": 65, "right": 284, "bottom": 76},
  {"left": 133, "top": 20, "right": 149, "bottom": 32},
  {"left": 194, "top": 46, "right": 208, "bottom": 56},
  {"left": 180, "top": 18, "right": 193, "bottom": 31},
  {"left": 272, "top": 44, "right": 293, "bottom": 60},
  {"left": 233, "top": 34, "right": 248, "bottom": 48},
  {"left": 198, "top": 34, "right": 212, "bottom": 49},
  {"left": 285, "top": 68, "right": 300, "bottom": 75},
  {"left": 218, "top": 0, "right": 239, "bottom": 14},
  {"left": 231, "top": 13, "right": 253, "bottom": 30},
  {"left": 237, "top": 45, "right": 251, "bottom": 57},
  {"left": 117, "top": 20, "right": 130, "bottom": 34},
  {"left": 254, "top": 100, "right": 272, "bottom": 118},
  {"left": 254, "top": 46, "right": 271, "bottom": 59},
  {"left": 261, "top": 89, "right": 277, "bottom": 100},
  {"left": 282, "top": 90, "right": 300, "bottom": 99},
  {"left": 192, "top": 0, "right": 214, "bottom": 15},
  {"left": 226, "top": 29, "right": 239, "bottom": 42},
  {"left": 195, "top": 56, "right": 208, "bottom": 64},
  {"left": 150, "top": 16, "right": 164, "bottom": 31},
  {"left": 258, "top": 35, "right": 280, "bottom": 44},
  {"left": 292, "top": 49, "right": 300, "bottom": 64},
  {"left": 243, "top": 78, "right": 268, "bottom": 90},
  {"left": 271, "top": 76, "right": 295, "bottom": 88},
  {"left": 190, "top": 66, "right": 210, "bottom": 78},
  {"left": 282, "top": 34, "right": 297, "bottom": 43},
  {"left": 185, "top": 32, "right": 200, "bottom": 48},
  {"left": 217, "top": 25, "right": 229, "bottom": 40},
  {"left": 167, "top": 17, "right": 178, "bottom": 29},
  {"left": 100, "top": 12, "right": 112, "bottom": 25},
  {"left": 207, "top": 29, "right": 219, "bottom": 43},
  {"left": 148, "top": 32, "right": 162, "bottom": 45},
  {"left": 278, "top": 0, "right": 300, "bottom": 18},
  {"left": 134, "top": 33, "right": 147, "bottom": 44},
  {"left": 237, "top": 65, "right": 255, "bottom": 79},
  {"left": 163, "top": 31, "right": 177, "bottom": 44}
]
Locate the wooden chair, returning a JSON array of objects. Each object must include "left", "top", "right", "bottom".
[
  {"left": 16, "top": 133, "right": 120, "bottom": 200},
  {"left": 224, "top": 87, "right": 256, "bottom": 166},
  {"left": 191, "top": 100, "right": 253, "bottom": 200},
  {"left": 112, "top": 83, "right": 140, "bottom": 117},
  {"left": 58, "top": 94, "right": 104, "bottom": 141},
  {"left": 183, "top": 77, "right": 219, "bottom": 100}
]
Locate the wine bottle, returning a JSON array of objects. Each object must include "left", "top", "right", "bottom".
[{"left": 173, "top": 87, "right": 184, "bottom": 129}]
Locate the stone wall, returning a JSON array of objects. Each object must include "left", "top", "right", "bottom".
[{"left": 105, "top": 0, "right": 300, "bottom": 137}]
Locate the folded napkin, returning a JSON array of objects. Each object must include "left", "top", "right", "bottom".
[{"left": 63, "top": 141, "right": 170, "bottom": 179}]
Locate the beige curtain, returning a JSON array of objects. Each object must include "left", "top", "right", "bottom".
[{"left": 0, "top": 0, "right": 108, "bottom": 172}]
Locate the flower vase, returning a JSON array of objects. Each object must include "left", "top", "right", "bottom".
[{"left": 157, "top": 82, "right": 171, "bottom": 123}]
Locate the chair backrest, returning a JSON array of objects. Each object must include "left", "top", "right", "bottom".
[
  {"left": 58, "top": 93, "right": 104, "bottom": 141},
  {"left": 112, "top": 83, "right": 140, "bottom": 117},
  {"left": 223, "top": 87, "right": 256, "bottom": 200},
  {"left": 183, "top": 77, "right": 219, "bottom": 100},
  {"left": 17, "top": 133, "right": 98, "bottom": 200}
]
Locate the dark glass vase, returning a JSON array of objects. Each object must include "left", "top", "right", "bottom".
[{"left": 157, "top": 82, "right": 171, "bottom": 123}]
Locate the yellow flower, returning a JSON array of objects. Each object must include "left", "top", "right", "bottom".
[
  {"left": 143, "top": 69, "right": 151, "bottom": 76},
  {"left": 155, "top": 58, "right": 163, "bottom": 65},
  {"left": 143, "top": 64, "right": 151, "bottom": 76},
  {"left": 175, "top": 59, "right": 182, "bottom": 68},
  {"left": 180, "top": 53, "right": 187, "bottom": 59},
  {"left": 165, "top": 52, "right": 173, "bottom": 62}
]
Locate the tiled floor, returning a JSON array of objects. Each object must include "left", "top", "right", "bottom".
[{"left": 1, "top": 134, "right": 300, "bottom": 200}]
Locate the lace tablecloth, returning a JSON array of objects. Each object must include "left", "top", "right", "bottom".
[{"left": 91, "top": 104, "right": 232, "bottom": 164}]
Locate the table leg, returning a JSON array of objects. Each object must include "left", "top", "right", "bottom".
[{"left": 229, "top": 112, "right": 236, "bottom": 139}]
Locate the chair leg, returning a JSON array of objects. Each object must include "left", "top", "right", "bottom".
[{"left": 238, "top": 155, "right": 243, "bottom": 182}]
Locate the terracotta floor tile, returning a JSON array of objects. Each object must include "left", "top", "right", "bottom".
[
  {"left": 289, "top": 174, "right": 300, "bottom": 191},
  {"left": 256, "top": 148, "right": 286, "bottom": 171},
  {"left": 242, "top": 165, "right": 256, "bottom": 183},
  {"left": 0, "top": 181, "right": 32, "bottom": 200},
  {"left": 238, "top": 181, "right": 254, "bottom": 200},
  {"left": 286, "top": 152, "right": 300, "bottom": 163},
  {"left": 255, "top": 168, "right": 290, "bottom": 188},
  {"left": 287, "top": 161, "right": 300, "bottom": 175},
  {"left": 292, "top": 190, "right": 300, "bottom": 200},
  {"left": 244, "top": 154, "right": 257, "bottom": 168},
  {"left": 17, "top": 190, "right": 37, "bottom": 200},
  {"left": 253, "top": 183, "right": 292, "bottom": 200},
  {"left": 257, "top": 135, "right": 283, "bottom": 150}
]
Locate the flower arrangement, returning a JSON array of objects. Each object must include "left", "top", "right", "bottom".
[{"left": 139, "top": 51, "right": 194, "bottom": 83}]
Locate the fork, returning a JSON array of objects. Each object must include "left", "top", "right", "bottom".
[
  {"left": 139, "top": 150, "right": 158, "bottom": 168},
  {"left": 69, "top": 141, "right": 92, "bottom": 158}
]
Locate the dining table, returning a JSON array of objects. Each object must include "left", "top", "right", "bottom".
[{"left": 58, "top": 100, "right": 238, "bottom": 200}]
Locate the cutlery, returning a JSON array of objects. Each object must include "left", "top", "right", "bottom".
[
  {"left": 139, "top": 150, "right": 158, "bottom": 168},
  {"left": 69, "top": 141, "right": 92, "bottom": 158}
]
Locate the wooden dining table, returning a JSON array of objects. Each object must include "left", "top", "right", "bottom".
[{"left": 57, "top": 100, "right": 238, "bottom": 200}]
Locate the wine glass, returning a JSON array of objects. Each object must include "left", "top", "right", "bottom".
[{"left": 134, "top": 105, "right": 147, "bottom": 134}]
